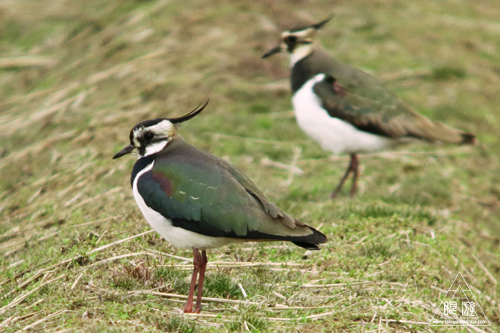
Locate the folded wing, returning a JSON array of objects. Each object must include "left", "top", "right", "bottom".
[
  {"left": 136, "top": 141, "right": 326, "bottom": 248},
  {"left": 313, "top": 72, "right": 475, "bottom": 144}
]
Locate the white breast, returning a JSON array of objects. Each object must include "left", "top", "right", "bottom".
[
  {"left": 132, "top": 161, "right": 238, "bottom": 250},
  {"left": 292, "top": 74, "right": 392, "bottom": 155}
]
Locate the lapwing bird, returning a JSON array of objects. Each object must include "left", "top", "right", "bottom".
[
  {"left": 113, "top": 102, "right": 327, "bottom": 313},
  {"left": 262, "top": 18, "right": 476, "bottom": 198}
]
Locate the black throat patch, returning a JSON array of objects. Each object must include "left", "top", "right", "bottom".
[
  {"left": 131, "top": 154, "right": 157, "bottom": 187},
  {"left": 291, "top": 53, "right": 315, "bottom": 93}
]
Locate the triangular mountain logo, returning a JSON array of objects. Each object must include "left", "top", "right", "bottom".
[{"left": 429, "top": 272, "right": 490, "bottom": 326}]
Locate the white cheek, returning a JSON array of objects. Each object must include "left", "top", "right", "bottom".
[
  {"left": 290, "top": 45, "right": 313, "bottom": 66},
  {"left": 144, "top": 141, "right": 168, "bottom": 156}
]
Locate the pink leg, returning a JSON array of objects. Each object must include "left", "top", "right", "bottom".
[
  {"left": 331, "top": 153, "right": 357, "bottom": 199},
  {"left": 350, "top": 154, "right": 359, "bottom": 198},
  {"left": 194, "top": 250, "right": 207, "bottom": 313},
  {"left": 183, "top": 248, "right": 202, "bottom": 313}
]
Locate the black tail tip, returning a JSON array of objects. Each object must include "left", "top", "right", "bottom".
[
  {"left": 461, "top": 133, "right": 476, "bottom": 145},
  {"left": 292, "top": 228, "right": 328, "bottom": 250},
  {"left": 292, "top": 241, "right": 322, "bottom": 250}
]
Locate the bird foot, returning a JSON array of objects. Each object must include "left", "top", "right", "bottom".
[
  {"left": 183, "top": 304, "right": 194, "bottom": 313},
  {"left": 330, "top": 190, "right": 340, "bottom": 199},
  {"left": 182, "top": 305, "right": 201, "bottom": 314}
]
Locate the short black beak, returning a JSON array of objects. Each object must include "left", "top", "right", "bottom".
[
  {"left": 262, "top": 46, "right": 282, "bottom": 59},
  {"left": 113, "top": 145, "right": 135, "bottom": 159}
]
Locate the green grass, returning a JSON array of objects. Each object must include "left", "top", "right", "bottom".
[{"left": 1, "top": 0, "right": 499, "bottom": 331}]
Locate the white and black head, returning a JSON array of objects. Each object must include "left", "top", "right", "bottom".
[
  {"left": 262, "top": 17, "right": 332, "bottom": 64},
  {"left": 113, "top": 101, "right": 208, "bottom": 159}
]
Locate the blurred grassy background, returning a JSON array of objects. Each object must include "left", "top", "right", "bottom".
[{"left": 1, "top": 0, "right": 499, "bottom": 331}]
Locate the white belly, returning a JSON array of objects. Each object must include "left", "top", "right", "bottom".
[
  {"left": 292, "top": 74, "right": 392, "bottom": 155},
  {"left": 132, "top": 161, "right": 238, "bottom": 250}
]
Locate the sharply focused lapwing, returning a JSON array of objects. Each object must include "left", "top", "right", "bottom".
[
  {"left": 263, "top": 17, "right": 476, "bottom": 198},
  {"left": 113, "top": 102, "right": 327, "bottom": 313}
]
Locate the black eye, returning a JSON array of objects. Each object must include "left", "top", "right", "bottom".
[
  {"left": 143, "top": 132, "right": 154, "bottom": 141},
  {"left": 284, "top": 36, "right": 297, "bottom": 45}
]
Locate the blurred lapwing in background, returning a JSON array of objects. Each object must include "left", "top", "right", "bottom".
[
  {"left": 113, "top": 102, "right": 327, "bottom": 313},
  {"left": 263, "top": 17, "right": 476, "bottom": 198}
]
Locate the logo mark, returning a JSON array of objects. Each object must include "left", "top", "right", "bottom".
[{"left": 429, "top": 272, "right": 490, "bottom": 326}]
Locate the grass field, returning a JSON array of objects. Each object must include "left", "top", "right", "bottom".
[{"left": 1, "top": 0, "right": 499, "bottom": 331}]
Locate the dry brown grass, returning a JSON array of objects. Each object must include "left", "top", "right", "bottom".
[{"left": 1, "top": 0, "right": 499, "bottom": 331}]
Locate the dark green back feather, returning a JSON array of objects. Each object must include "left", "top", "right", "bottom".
[
  {"left": 136, "top": 137, "right": 327, "bottom": 246},
  {"left": 295, "top": 48, "right": 474, "bottom": 143}
]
